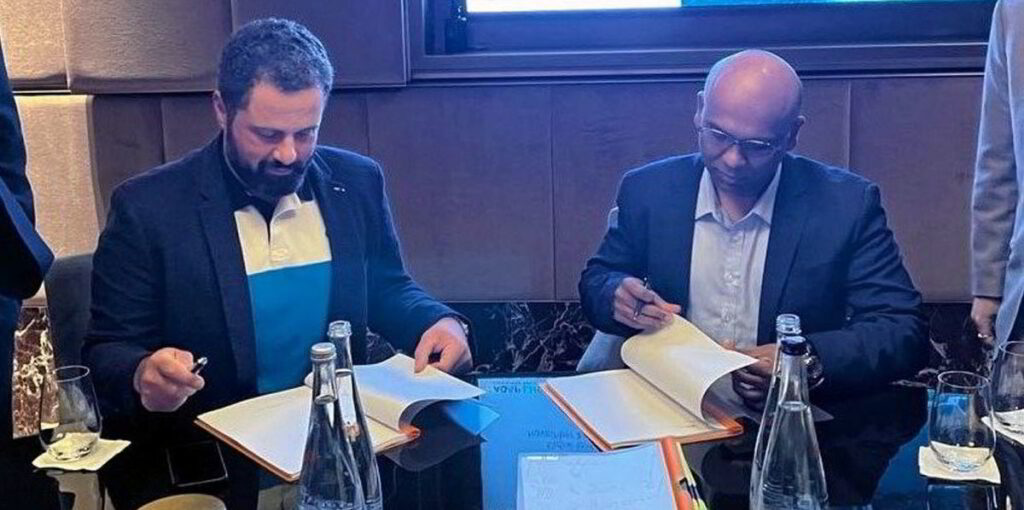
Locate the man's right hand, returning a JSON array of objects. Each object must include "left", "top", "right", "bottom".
[
  {"left": 133, "top": 347, "right": 205, "bottom": 412},
  {"left": 971, "top": 296, "right": 1001, "bottom": 346},
  {"left": 613, "top": 276, "right": 681, "bottom": 331}
]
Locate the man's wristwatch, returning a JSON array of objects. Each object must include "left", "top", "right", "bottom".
[
  {"left": 449, "top": 315, "right": 470, "bottom": 337},
  {"left": 805, "top": 341, "right": 825, "bottom": 389}
]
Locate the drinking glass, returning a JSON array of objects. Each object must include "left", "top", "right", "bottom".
[
  {"left": 991, "top": 340, "right": 1024, "bottom": 434},
  {"left": 38, "top": 365, "right": 102, "bottom": 461},
  {"left": 929, "top": 371, "right": 996, "bottom": 473}
]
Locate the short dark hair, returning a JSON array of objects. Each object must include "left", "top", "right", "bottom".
[{"left": 217, "top": 18, "right": 334, "bottom": 115}]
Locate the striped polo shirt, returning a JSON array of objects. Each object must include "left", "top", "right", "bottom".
[{"left": 234, "top": 189, "right": 332, "bottom": 394}]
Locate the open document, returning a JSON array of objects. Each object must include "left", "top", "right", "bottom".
[
  {"left": 542, "top": 315, "right": 756, "bottom": 449},
  {"left": 196, "top": 353, "right": 484, "bottom": 481}
]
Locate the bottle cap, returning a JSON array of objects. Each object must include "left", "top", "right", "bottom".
[
  {"left": 776, "top": 313, "right": 802, "bottom": 336},
  {"left": 311, "top": 342, "right": 337, "bottom": 361},
  {"left": 327, "top": 320, "right": 352, "bottom": 338}
]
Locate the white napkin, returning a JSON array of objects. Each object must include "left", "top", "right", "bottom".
[
  {"left": 918, "top": 447, "right": 1001, "bottom": 484},
  {"left": 32, "top": 439, "right": 131, "bottom": 471},
  {"left": 985, "top": 412, "right": 1024, "bottom": 446}
]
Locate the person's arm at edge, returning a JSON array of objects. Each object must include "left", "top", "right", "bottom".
[
  {"left": 971, "top": 0, "right": 1015, "bottom": 337},
  {"left": 0, "top": 44, "right": 51, "bottom": 298},
  {"left": 579, "top": 171, "right": 646, "bottom": 338}
]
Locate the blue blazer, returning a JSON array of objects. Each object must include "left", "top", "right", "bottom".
[
  {"left": 0, "top": 47, "right": 52, "bottom": 443},
  {"left": 84, "top": 137, "right": 457, "bottom": 427},
  {"left": 579, "top": 153, "right": 928, "bottom": 395}
]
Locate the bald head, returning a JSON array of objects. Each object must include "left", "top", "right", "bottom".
[
  {"left": 693, "top": 50, "right": 805, "bottom": 205},
  {"left": 703, "top": 50, "right": 803, "bottom": 132}
]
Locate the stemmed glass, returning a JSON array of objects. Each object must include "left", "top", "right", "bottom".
[
  {"left": 38, "top": 365, "right": 102, "bottom": 461},
  {"left": 991, "top": 341, "right": 1024, "bottom": 434},
  {"left": 929, "top": 371, "right": 996, "bottom": 473}
]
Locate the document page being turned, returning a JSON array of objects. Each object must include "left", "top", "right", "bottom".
[
  {"left": 542, "top": 315, "right": 756, "bottom": 449},
  {"left": 353, "top": 354, "right": 485, "bottom": 431}
]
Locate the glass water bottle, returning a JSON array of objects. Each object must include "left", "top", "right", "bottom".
[
  {"left": 299, "top": 342, "right": 365, "bottom": 510},
  {"left": 328, "top": 320, "right": 384, "bottom": 510},
  {"left": 750, "top": 313, "right": 802, "bottom": 507},
  {"left": 756, "top": 335, "right": 828, "bottom": 510}
]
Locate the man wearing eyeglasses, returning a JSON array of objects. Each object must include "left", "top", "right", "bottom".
[{"left": 578, "top": 50, "right": 927, "bottom": 408}]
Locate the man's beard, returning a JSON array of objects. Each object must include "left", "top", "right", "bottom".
[{"left": 224, "top": 127, "right": 310, "bottom": 203}]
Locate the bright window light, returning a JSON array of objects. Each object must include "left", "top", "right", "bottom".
[{"left": 466, "top": 0, "right": 682, "bottom": 13}]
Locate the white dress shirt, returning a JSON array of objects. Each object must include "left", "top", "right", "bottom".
[{"left": 687, "top": 165, "right": 781, "bottom": 348}]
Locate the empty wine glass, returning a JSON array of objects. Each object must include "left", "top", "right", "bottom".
[
  {"left": 38, "top": 365, "right": 102, "bottom": 461},
  {"left": 991, "top": 340, "right": 1024, "bottom": 434},
  {"left": 929, "top": 371, "right": 996, "bottom": 473}
]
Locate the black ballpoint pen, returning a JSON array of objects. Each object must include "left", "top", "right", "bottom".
[
  {"left": 191, "top": 356, "right": 208, "bottom": 376},
  {"left": 632, "top": 276, "right": 651, "bottom": 320}
]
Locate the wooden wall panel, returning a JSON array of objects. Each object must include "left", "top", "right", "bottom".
[
  {"left": 366, "top": 86, "right": 553, "bottom": 300},
  {"left": 90, "top": 96, "right": 166, "bottom": 218},
  {"left": 320, "top": 93, "right": 371, "bottom": 156},
  {"left": 161, "top": 95, "right": 219, "bottom": 163},
  {"left": 797, "top": 79, "right": 851, "bottom": 168},
  {"left": 850, "top": 76, "right": 982, "bottom": 301},
  {"left": 551, "top": 82, "right": 699, "bottom": 299},
  {"left": 231, "top": 0, "right": 408, "bottom": 88}
]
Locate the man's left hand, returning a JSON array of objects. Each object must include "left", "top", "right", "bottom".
[
  {"left": 414, "top": 317, "right": 473, "bottom": 375},
  {"left": 726, "top": 342, "right": 776, "bottom": 411}
]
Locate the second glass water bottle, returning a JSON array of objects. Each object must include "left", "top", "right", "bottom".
[{"left": 328, "top": 320, "right": 384, "bottom": 510}]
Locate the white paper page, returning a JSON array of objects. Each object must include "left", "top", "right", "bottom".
[
  {"left": 197, "top": 386, "right": 406, "bottom": 477},
  {"left": 517, "top": 442, "right": 675, "bottom": 510},
  {"left": 546, "top": 369, "right": 722, "bottom": 447},
  {"left": 621, "top": 315, "right": 756, "bottom": 420},
  {"left": 354, "top": 354, "right": 484, "bottom": 430}
]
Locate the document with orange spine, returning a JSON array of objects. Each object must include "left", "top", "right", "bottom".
[
  {"left": 542, "top": 315, "right": 756, "bottom": 450},
  {"left": 196, "top": 354, "right": 483, "bottom": 481}
]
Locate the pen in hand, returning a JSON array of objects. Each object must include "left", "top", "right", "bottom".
[
  {"left": 190, "top": 356, "right": 208, "bottom": 376},
  {"left": 632, "top": 277, "right": 651, "bottom": 321}
]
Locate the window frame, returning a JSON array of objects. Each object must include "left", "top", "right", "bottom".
[{"left": 409, "top": 0, "right": 994, "bottom": 80}]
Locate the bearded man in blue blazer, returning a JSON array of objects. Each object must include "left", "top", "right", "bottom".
[
  {"left": 83, "top": 19, "right": 472, "bottom": 438},
  {"left": 578, "top": 50, "right": 927, "bottom": 408},
  {"left": 0, "top": 45, "right": 52, "bottom": 445}
]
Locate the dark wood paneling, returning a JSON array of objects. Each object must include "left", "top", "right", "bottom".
[
  {"left": 320, "top": 93, "right": 370, "bottom": 156},
  {"left": 797, "top": 79, "right": 851, "bottom": 168},
  {"left": 91, "top": 96, "right": 166, "bottom": 218},
  {"left": 850, "top": 76, "right": 982, "bottom": 301},
  {"left": 551, "top": 82, "right": 699, "bottom": 299},
  {"left": 365, "top": 86, "right": 553, "bottom": 300},
  {"left": 231, "top": 0, "right": 408, "bottom": 88},
  {"left": 161, "top": 95, "right": 219, "bottom": 162}
]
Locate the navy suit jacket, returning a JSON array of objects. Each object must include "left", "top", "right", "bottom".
[
  {"left": 0, "top": 47, "right": 52, "bottom": 444},
  {"left": 579, "top": 153, "right": 928, "bottom": 395},
  {"left": 83, "top": 137, "right": 457, "bottom": 435}
]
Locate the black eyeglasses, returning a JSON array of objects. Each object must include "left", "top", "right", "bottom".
[{"left": 697, "top": 125, "right": 784, "bottom": 159}]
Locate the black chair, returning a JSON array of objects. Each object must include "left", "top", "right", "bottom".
[{"left": 43, "top": 253, "right": 93, "bottom": 367}]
